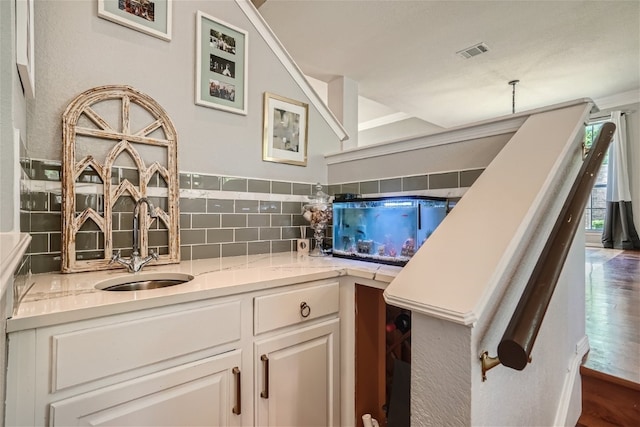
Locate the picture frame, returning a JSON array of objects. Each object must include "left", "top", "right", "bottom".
[
  {"left": 262, "top": 93, "right": 309, "bottom": 167},
  {"left": 195, "top": 10, "right": 248, "bottom": 115},
  {"left": 16, "top": 0, "right": 35, "bottom": 98},
  {"left": 98, "top": 0, "right": 172, "bottom": 41}
]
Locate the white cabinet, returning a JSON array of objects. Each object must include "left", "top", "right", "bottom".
[
  {"left": 5, "top": 279, "right": 342, "bottom": 427},
  {"left": 255, "top": 319, "right": 340, "bottom": 427},
  {"left": 6, "top": 296, "right": 246, "bottom": 427},
  {"left": 50, "top": 350, "right": 242, "bottom": 427},
  {"left": 253, "top": 280, "right": 341, "bottom": 427}
]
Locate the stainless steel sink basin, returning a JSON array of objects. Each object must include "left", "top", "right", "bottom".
[{"left": 95, "top": 273, "right": 194, "bottom": 291}]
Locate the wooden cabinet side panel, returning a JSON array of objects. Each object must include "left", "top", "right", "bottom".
[{"left": 355, "top": 284, "right": 386, "bottom": 427}]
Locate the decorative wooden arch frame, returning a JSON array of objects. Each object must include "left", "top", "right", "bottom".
[{"left": 61, "top": 85, "right": 180, "bottom": 273}]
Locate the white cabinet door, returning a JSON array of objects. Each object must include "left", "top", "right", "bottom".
[
  {"left": 255, "top": 319, "right": 340, "bottom": 427},
  {"left": 49, "top": 350, "right": 243, "bottom": 427}
]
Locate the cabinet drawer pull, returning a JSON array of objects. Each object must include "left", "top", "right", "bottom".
[
  {"left": 232, "top": 367, "right": 241, "bottom": 415},
  {"left": 260, "top": 354, "right": 269, "bottom": 399},
  {"left": 300, "top": 301, "right": 311, "bottom": 318}
]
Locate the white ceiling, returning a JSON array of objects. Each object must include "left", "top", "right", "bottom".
[{"left": 256, "top": 0, "right": 640, "bottom": 131}]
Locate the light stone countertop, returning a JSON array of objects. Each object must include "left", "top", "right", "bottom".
[{"left": 8, "top": 252, "right": 401, "bottom": 332}]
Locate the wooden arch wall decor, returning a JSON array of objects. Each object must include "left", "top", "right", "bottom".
[{"left": 61, "top": 85, "right": 180, "bottom": 273}]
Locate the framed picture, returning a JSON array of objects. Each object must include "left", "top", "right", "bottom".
[
  {"left": 262, "top": 93, "right": 309, "bottom": 166},
  {"left": 98, "top": 0, "right": 172, "bottom": 41},
  {"left": 16, "top": 0, "right": 35, "bottom": 98},
  {"left": 195, "top": 11, "right": 248, "bottom": 115}
]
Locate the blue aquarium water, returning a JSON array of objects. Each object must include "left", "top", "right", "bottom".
[{"left": 332, "top": 196, "right": 449, "bottom": 266}]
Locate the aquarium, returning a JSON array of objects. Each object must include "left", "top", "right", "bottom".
[{"left": 332, "top": 196, "right": 449, "bottom": 266}]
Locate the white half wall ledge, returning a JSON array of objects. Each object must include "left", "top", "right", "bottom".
[
  {"left": 324, "top": 98, "right": 595, "bottom": 165},
  {"left": 383, "top": 100, "right": 595, "bottom": 326}
]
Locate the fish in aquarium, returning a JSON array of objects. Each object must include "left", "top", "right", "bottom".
[{"left": 332, "top": 196, "right": 448, "bottom": 266}]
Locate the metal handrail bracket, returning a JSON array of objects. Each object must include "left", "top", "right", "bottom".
[{"left": 481, "top": 122, "right": 616, "bottom": 380}]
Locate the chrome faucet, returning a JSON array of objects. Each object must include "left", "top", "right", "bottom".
[{"left": 111, "top": 197, "right": 159, "bottom": 273}]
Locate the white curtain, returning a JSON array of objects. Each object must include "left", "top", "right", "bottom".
[{"left": 602, "top": 111, "right": 640, "bottom": 249}]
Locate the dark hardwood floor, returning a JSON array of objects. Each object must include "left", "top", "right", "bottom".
[
  {"left": 584, "top": 248, "right": 640, "bottom": 384},
  {"left": 580, "top": 248, "right": 640, "bottom": 426}
]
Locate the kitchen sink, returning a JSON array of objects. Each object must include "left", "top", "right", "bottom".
[{"left": 95, "top": 273, "right": 194, "bottom": 291}]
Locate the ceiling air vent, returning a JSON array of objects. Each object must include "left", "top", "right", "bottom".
[{"left": 457, "top": 42, "right": 489, "bottom": 59}]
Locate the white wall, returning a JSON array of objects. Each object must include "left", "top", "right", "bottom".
[
  {"left": 471, "top": 233, "right": 585, "bottom": 426},
  {"left": 0, "top": 0, "right": 27, "bottom": 233},
  {"left": 385, "top": 102, "right": 593, "bottom": 425},
  {"left": 28, "top": 0, "right": 341, "bottom": 183}
]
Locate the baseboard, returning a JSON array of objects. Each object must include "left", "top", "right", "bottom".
[{"left": 553, "top": 335, "right": 590, "bottom": 426}]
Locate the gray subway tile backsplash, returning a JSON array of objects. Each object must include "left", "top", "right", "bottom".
[
  {"left": 292, "top": 183, "right": 312, "bottom": 195},
  {"left": 281, "top": 227, "right": 300, "bottom": 240},
  {"left": 248, "top": 214, "right": 270, "bottom": 227},
  {"left": 429, "top": 172, "right": 459, "bottom": 189},
  {"left": 460, "top": 169, "right": 484, "bottom": 187},
  {"left": 179, "top": 173, "right": 192, "bottom": 189},
  {"left": 207, "top": 199, "right": 235, "bottom": 213},
  {"left": 221, "top": 177, "right": 247, "bottom": 192},
  {"left": 282, "top": 201, "right": 302, "bottom": 214},
  {"left": 75, "top": 232, "right": 99, "bottom": 251},
  {"left": 192, "top": 213, "right": 221, "bottom": 229},
  {"left": 272, "top": 240, "right": 293, "bottom": 253},
  {"left": 180, "top": 198, "right": 207, "bottom": 213},
  {"left": 30, "top": 254, "right": 61, "bottom": 274},
  {"left": 30, "top": 213, "right": 61, "bottom": 232},
  {"left": 260, "top": 201, "right": 281, "bottom": 213},
  {"left": 341, "top": 182, "right": 360, "bottom": 194},
  {"left": 235, "top": 228, "right": 259, "bottom": 242},
  {"left": 248, "top": 179, "right": 271, "bottom": 193},
  {"left": 235, "top": 200, "right": 259, "bottom": 213},
  {"left": 380, "top": 178, "right": 402, "bottom": 193},
  {"left": 222, "top": 242, "right": 247, "bottom": 257},
  {"left": 359, "top": 180, "right": 378, "bottom": 195},
  {"left": 192, "top": 174, "right": 220, "bottom": 190},
  {"left": 403, "top": 175, "right": 428, "bottom": 191},
  {"left": 260, "top": 227, "right": 281, "bottom": 240},
  {"left": 248, "top": 241, "right": 271, "bottom": 255},
  {"left": 148, "top": 230, "right": 169, "bottom": 247},
  {"left": 328, "top": 184, "right": 341, "bottom": 196},
  {"left": 271, "top": 181, "right": 292, "bottom": 194},
  {"left": 207, "top": 229, "right": 234, "bottom": 244},
  {"left": 271, "top": 214, "right": 292, "bottom": 227},
  {"left": 29, "top": 233, "right": 49, "bottom": 253},
  {"left": 222, "top": 214, "right": 247, "bottom": 228},
  {"left": 22, "top": 159, "right": 471, "bottom": 273},
  {"left": 121, "top": 168, "right": 140, "bottom": 186},
  {"left": 180, "top": 229, "right": 206, "bottom": 245},
  {"left": 192, "top": 244, "right": 221, "bottom": 260}
]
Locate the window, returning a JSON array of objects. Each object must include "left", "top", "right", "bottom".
[{"left": 583, "top": 121, "right": 609, "bottom": 231}]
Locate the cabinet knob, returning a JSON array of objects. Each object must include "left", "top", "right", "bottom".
[{"left": 300, "top": 301, "right": 311, "bottom": 318}]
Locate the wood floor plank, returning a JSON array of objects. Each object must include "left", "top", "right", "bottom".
[{"left": 584, "top": 248, "right": 640, "bottom": 385}]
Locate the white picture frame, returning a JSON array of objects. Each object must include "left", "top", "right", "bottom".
[
  {"left": 195, "top": 10, "right": 248, "bottom": 115},
  {"left": 16, "top": 0, "right": 35, "bottom": 99},
  {"left": 262, "top": 92, "right": 309, "bottom": 167},
  {"left": 98, "top": 0, "right": 172, "bottom": 41}
]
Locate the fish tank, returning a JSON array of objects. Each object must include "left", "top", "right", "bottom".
[{"left": 332, "top": 196, "right": 449, "bottom": 266}]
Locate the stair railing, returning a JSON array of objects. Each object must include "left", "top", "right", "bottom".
[{"left": 481, "top": 121, "right": 616, "bottom": 380}]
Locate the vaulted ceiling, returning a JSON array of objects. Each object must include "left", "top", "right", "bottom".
[{"left": 256, "top": 0, "right": 640, "bottom": 132}]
